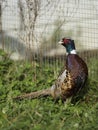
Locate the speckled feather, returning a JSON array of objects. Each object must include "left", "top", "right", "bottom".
[{"left": 51, "top": 55, "right": 88, "bottom": 101}]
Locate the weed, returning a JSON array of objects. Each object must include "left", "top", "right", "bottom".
[{"left": 0, "top": 50, "right": 98, "bottom": 130}]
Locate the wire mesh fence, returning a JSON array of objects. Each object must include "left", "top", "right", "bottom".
[{"left": 0, "top": 0, "right": 98, "bottom": 79}]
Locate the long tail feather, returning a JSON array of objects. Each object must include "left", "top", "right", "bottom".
[{"left": 13, "top": 88, "right": 51, "bottom": 100}]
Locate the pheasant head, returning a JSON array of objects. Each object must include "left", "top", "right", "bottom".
[{"left": 59, "top": 38, "right": 76, "bottom": 54}]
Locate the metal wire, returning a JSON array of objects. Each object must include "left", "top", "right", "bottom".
[{"left": 0, "top": 0, "right": 98, "bottom": 76}]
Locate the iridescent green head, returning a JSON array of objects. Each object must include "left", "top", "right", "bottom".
[{"left": 59, "top": 38, "right": 76, "bottom": 54}]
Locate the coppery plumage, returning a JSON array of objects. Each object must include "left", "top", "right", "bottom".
[
  {"left": 51, "top": 38, "right": 88, "bottom": 101},
  {"left": 14, "top": 38, "right": 88, "bottom": 102}
]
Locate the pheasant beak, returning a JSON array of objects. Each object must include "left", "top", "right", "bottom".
[{"left": 58, "top": 40, "right": 63, "bottom": 45}]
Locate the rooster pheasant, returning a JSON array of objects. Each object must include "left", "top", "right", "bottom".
[{"left": 14, "top": 38, "right": 88, "bottom": 102}]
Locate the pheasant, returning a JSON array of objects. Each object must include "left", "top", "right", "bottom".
[{"left": 14, "top": 38, "right": 88, "bottom": 102}]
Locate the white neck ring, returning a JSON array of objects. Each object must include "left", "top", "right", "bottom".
[
  {"left": 70, "top": 49, "right": 77, "bottom": 54},
  {"left": 66, "top": 49, "right": 76, "bottom": 55}
]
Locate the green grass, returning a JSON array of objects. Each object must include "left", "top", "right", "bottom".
[{"left": 0, "top": 50, "right": 98, "bottom": 130}]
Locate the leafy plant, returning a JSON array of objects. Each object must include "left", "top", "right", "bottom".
[{"left": 0, "top": 49, "right": 98, "bottom": 130}]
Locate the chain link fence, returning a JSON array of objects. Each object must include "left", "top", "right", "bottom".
[{"left": 0, "top": 0, "right": 98, "bottom": 77}]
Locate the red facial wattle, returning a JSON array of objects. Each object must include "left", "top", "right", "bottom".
[{"left": 63, "top": 39, "right": 70, "bottom": 44}]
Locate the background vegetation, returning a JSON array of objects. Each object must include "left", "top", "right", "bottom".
[{"left": 0, "top": 49, "right": 98, "bottom": 130}]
